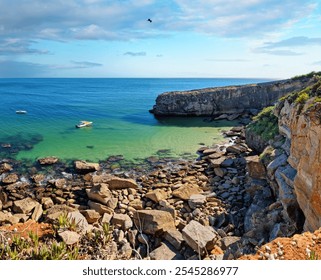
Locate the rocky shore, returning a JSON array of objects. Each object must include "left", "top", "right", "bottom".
[
  {"left": 0, "top": 123, "right": 277, "bottom": 260},
  {"left": 1, "top": 120, "right": 309, "bottom": 260}
]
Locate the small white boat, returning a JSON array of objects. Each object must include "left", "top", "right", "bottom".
[
  {"left": 16, "top": 110, "right": 27, "bottom": 114},
  {"left": 76, "top": 120, "right": 93, "bottom": 128}
]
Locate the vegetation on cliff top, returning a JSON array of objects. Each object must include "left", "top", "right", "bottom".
[
  {"left": 291, "top": 71, "right": 321, "bottom": 81},
  {"left": 246, "top": 106, "right": 279, "bottom": 142},
  {"left": 280, "top": 76, "right": 321, "bottom": 105}
]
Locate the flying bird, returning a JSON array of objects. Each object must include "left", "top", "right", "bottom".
[{"left": 147, "top": 18, "right": 152, "bottom": 23}]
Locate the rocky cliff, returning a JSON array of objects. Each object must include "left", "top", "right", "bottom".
[
  {"left": 276, "top": 94, "right": 321, "bottom": 232},
  {"left": 151, "top": 76, "right": 318, "bottom": 116},
  {"left": 246, "top": 76, "right": 321, "bottom": 234}
]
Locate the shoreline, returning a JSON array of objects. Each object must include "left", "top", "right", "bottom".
[{"left": 1, "top": 124, "right": 258, "bottom": 260}]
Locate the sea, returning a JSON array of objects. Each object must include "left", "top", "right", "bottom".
[{"left": 0, "top": 78, "right": 269, "bottom": 164}]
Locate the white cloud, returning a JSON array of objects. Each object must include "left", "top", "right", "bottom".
[{"left": 253, "top": 36, "right": 321, "bottom": 56}]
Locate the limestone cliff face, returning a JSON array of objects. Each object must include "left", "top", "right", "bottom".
[
  {"left": 276, "top": 99, "right": 321, "bottom": 231},
  {"left": 151, "top": 77, "right": 317, "bottom": 116}
]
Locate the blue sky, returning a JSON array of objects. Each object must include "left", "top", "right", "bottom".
[{"left": 0, "top": 0, "right": 321, "bottom": 78}]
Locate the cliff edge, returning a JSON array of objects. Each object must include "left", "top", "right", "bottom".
[{"left": 151, "top": 76, "right": 318, "bottom": 116}]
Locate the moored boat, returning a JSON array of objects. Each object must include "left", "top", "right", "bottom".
[
  {"left": 76, "top": 120, "right": 93, "bottom": 128},
  {"left": 16, "top": 110, "right": 27, "bottom": 114}
]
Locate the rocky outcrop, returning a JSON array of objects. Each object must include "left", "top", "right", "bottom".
[
  {"left": 151, "top": 76, "right": 317, "bottom": 116},
  {"left": 276, "top": 98, "right": 321, "bottom": 232}
]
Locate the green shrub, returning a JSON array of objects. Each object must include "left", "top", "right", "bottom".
[
  {"left": 295, "top": 92, "right": 309, "bottom": 104},
  {"left": 247, "top": 106, "right": 279, "bottom": 142}
]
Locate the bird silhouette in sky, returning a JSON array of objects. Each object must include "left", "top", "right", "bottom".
[{"left": 147, "top": 18, "right": 152, "bottom": 23}]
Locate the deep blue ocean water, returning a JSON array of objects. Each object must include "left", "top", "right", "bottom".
[{"left": 0, "top": 78, "right": 269, "bottom": 162}]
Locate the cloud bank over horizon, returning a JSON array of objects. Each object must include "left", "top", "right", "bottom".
[{"left": 0, "top": 0, "right": 320, "bottom": 77}]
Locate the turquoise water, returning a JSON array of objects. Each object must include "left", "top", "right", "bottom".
[{"left": 0, "top": 78, "right": 268, "bottom": 162}]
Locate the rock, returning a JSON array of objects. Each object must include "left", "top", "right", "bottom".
[
  {"left": 145, "top": 189, "right": 168, "bottom": 203},
  {"left": 81, "top": 209, "right": 101, "bottom": 224},
  {"left": 150, "top": 242, "right": 183, "bottom": 260},
  {"left": 202, "top": 148, "right": 217, "bottom": 156},
  {"left": 53, "top": 178, "right": 66, "bottom": 188},
  {"left": 188, "top": 194, "right": 206, "bottom": 209},
  {"left": 246, "top": 155, "right": 266, "bottom": 179},
  {"left": 38, "top": 156, "right": 59, "bottom": 165},
  {"left": 13, "top": 198, "right": 40, "bottom": 214},
  {"left": 133, "top": 210, "right": 176, "bottom": 235},
  {"left": 32, "top": 174, "right": 45, "bottom": 184},
  {"left": 0, "top": 163, "right": 13, "bottom": 174},
  {"left": 172, "top": 184, "right": 202, "bottom": 200},
  {"left": 226, "top": 144, "right": 248, "bottom": 154},
  {"left": 89, "top": 175, "right": 138, "bottom": 190},
  {"left": 266, "top": 154, "right": 288, "bottom": 178},
  {"left": 214, "top": 167, "right": 226, "bottom": 177},
  {"left": 210, "top": 157, "right": 226, "bottom": 168},
  {"left": 221, "top": 158, "right": 234, "bottom": 167},
  {"left": 58, "top": 230, "right": 80, "bottom": 245},
  {"left": 41, "top": 197, "right": 54, "bottom": 209},
  {"left": 31, "top": 203, "right": 43, "bottom": 221},
  {"left": 0, "top": 211, "right": 12, "bottom": 223},
  {"left": 129, "top": 199, "right": 144, "bottom": 210},
  {"left": 112, "top": 213, "right": 133, "bottom": 230},
  {"left": 164, "top": 229, "right": 184, "bottom": 250},
  {"left": 67, "top": 211, "right": 89, "bottom": 233},
  {"left": 220, "top": 236, "right": 241, "bottom": 250},
  {"left": 101, "top": 213, "right": 113, "bottom": 224},
  {"left": 86, "top": 183, "right": 113, "bottom": 205},
  {"left": 227, "top": 113, "right": 241, "bottom": 121},
  {"left": 74, "top": 160, "right": 100, "bottom": 173},
  {"left": 88, "top": 200, "right": 114, "bottom": 215},
  {"left": 45, "top": 205, "right": 77, "bottom": 221},
  {"left": 105, "top": 176, "right": 138, "bottom": 190},
  {"left": 119, "top": 242, "right": 132, "bottom": 259},
  {"left": 182, "top": 220, "right": 217, "bottom": 256},
  {"left": 2, "top": 173, "right": 19, "bottom": 184}
]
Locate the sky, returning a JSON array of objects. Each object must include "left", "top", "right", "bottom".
[{"left": 0, "top": 0, "right": 321, "bottom": 78}]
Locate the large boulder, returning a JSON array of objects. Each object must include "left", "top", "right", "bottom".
[
  {"left": 86, "top": 184, "right": 113, "bottom": 205},
  {"left": 150, "top": 242, "right": 183, "bottom": 260},
  {"left": 88, "top": 200, "right": 114, "bottom": 215},
  {"left": 111, "top": 213, "right": 133, "bottom": 230},
  {"left": 172, "top": 184, "right": 202, "bottom": 200},
  {"left": 182, "top": 220, "right": 218, "bottom": 256},
  {"left": 105, "top": 177, "right": 138, "bottom": 190},
  {"left": 13, "top": 198, "right": 40, "bottom": 214},
  {"left": 38, "top": 156, "right": 59, "bottom": 165},
  {"left": 246, "top": 155, "right": 266, "bottom": 179},
  {"left": 2, "top": 173, "right": 19, "bottom": 184},
  {"left": 0, "top": 163, "right": 13, "bottom": 174},
  {"left": 133, "top": 210, "right": 176, "bottom": 235},
  {"left": 74, "top": 160, "right": 100, "bottom": 173}
]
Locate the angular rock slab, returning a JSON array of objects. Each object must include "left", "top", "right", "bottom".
[
  {"left": 74, "top": 160, "right": 100, "bottom": 173},
  {"left": 112, "top": 213, "right": 133, "bottom": 230},
  {"left": 58, "top": 230, "right": 80, "bottom": 245},
  {"left": 38, "top": 156, "right": 59, "bottom": 165},
  {"left": 150, "top": 242, "right": 184, "bottom": 260},
  {"left": 67, "top": 211, "right": 89, "bottom": 233},
  {"left": 133, "top": 210, "right": 176, "bottom": 235},
  {"left": 86, "top": 183, "right": 113, "bottom": 205},
  {"left": 246, "top": 155, "right": 266, "bottom": 179},
  {"left": 182, "top": 220, "right": 217, "bottom": 256},
  {"left": 88, "top": 200, "right": 114, "bottom": 215},
  {"left": 172, "top": 184, "right": 202, "bottom": 200},
  {"left": 13, "top": 197, "right": 40, "bottom": 214}
]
